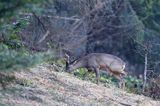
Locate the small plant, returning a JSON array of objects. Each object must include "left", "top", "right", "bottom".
[
  {"left": 0, "top": 72, "right": 16, "bottom": 89},
  {"left": 16, "top": 78, "right": 33, "bottom": 87},
  {"left": 73, "top": 68, "right": 117, "bottom": 86},
  {"left": 74, "top": 68, "right": 89, "bottom": 80},
  {"left": 125, "top": 75, "right": 143, "bottom": 94}
]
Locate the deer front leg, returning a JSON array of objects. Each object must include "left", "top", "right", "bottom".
[{"left": 94, "top": 68, "right": 100, "bottom": 85}]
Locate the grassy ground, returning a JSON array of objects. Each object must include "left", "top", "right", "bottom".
[{"left": 0, "top": 63, "right": 160, "bottom": 106}]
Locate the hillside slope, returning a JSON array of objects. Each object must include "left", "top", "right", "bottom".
[{"left": 0, "top": 64, "right": 160, "bottom": 106}]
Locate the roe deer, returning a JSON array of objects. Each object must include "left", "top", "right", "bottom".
[{"left": 65, "top": 53, "right": 127, "bottom": 89}]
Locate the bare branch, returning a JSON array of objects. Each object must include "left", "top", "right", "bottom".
[{"left": 38, "top": 30, "right": 50, "bottom": 44}]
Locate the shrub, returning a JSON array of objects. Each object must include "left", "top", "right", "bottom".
[{"left": 0, "top": 43, "right": 53, "bottom": 71}]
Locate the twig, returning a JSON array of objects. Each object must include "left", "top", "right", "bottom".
[
  {"left": 32, "top": 12, "right": 47, "bottom": 32},
  {"left": 38, "top": 30, "right": 50, "bottom": 44},
  {"left": 19, "top": 12, "right": 80, "bottom": 21}
]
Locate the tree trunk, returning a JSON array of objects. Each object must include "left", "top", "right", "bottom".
[{"left": 143, "top": 53, "right": 148, "bottom": 92}]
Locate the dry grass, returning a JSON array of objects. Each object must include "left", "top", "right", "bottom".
[{"left": 0, "top": 63, "right": 160, "bottom": 106}]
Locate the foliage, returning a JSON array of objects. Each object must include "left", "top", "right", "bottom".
[
  {"left": 73, "top": 68, "right": 144, "bottom": 93},
  {"left": 0, "top": 72, "right": 16, "bottom": 89},
  {"left": 0, "top": 43, "right": 53, "bottom": 71},
  {"left": 125, "top": 75, "right": 143, "bottom": 94},
  {"left": 0, "top": 0, "right": 45, "bottom": 25},
  {"left": 16, "top": 78, "right": 33, "bottom": 87},
  {"left": 73, "top": 68, "right": 120, "bottom": 87},
  {"left": 130, "top": 0, "right": 160, "bottom": 31},
  {"left": 0, "top": 15, "right": 29, "bottom": 49},
  {"left": 0, "top": 0, "right": 54, "bottom": 71}
]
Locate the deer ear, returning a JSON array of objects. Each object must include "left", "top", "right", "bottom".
[
  {"left": 64, "top": 53, "right": 70, "bottom": 63},
  {"left": 73, "top": 60, "right": 77, "bottom": 65}
]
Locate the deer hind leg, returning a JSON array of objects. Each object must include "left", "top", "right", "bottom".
[
  {"left": 104, "top": 66, "right": 126, "bottom": 89},
  {"left": 111, "top": 73, "right": 125, "bottom": 89},
  {"left": 118, "top": 74, "right": 126, "bottom": 90},
  {"left": 104, "top": 67, "right": 113, "bottom": 76}
]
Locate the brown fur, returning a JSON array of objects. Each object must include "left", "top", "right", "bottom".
[{"left": 65, "top": 53, "right": 127, "bottom": 89}]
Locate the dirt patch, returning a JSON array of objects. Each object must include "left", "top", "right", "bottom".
[{"left": 0, "top": 64, "right": 160, "bottom": 106}]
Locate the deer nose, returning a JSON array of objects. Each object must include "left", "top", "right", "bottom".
[
  {"left": 67, "top": 68, "right": 73, "bottom": 73},
  {"left": 65, "top": 67, "right": 70, "bottom": 72}
]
